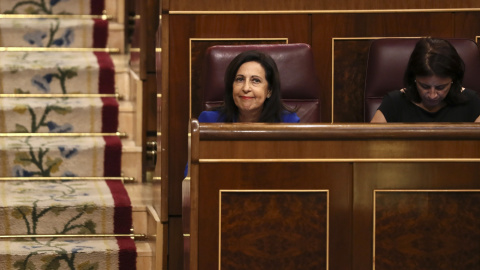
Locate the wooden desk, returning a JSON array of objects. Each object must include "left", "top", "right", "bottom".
[{"left": 183, "top": 121, "right": 480, "bottom": 270}]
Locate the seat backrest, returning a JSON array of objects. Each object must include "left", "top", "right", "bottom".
[
  {"left": 203, "top": 43, "right": 321, "bottom": 122},
  {"left": 364, "top": 38, "right": 480, "bottom": 122}
]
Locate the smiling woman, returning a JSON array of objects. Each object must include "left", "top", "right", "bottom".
[
  {"left": 198, "top": 50, "right": 299, "bottom": 123},
  {"left": 370, "top": 37, "right": 480, "bottom": 123}
]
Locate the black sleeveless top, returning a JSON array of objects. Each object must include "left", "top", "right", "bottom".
[{"left": 378, "top": 89, "right": 480, "bottom": 122}]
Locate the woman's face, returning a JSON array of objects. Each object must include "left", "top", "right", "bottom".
[
  {"left": 415, "top": 75, "right": 452, "bottom": 110},
  {"left": 232, "top": 61, "right": 272, "bottom": 119}
]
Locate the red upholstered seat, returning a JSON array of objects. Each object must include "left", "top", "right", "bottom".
[
  {"left": 364, "top": 38, "right": 480, "bottom": 122},
  {"left": 203, "top": 43, "right": 321, "bottom": 122}
]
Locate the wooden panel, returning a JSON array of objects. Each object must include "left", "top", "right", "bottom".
[
  {"left": 195, "top": 162, "right": 352, "bottom": 270},
  {"left": 220, "top": 191, "right": 327, "bottom": 269},
  {"left": 454, "top": 12, "right": 480, "bottom": 38},
  {"left": 168, "top": 0, "right": 480, "bottom": 12},
  {"left": 196, "top": 123, "right": 480, "bottom": 160},
  {"left": 186, "top": 122, "right": 480, "bottom": 270},
  {"left": 354, "top": 163, "right": 480, "bottom": 270},
  {"left": 333, "top": 39, "right": 371, "bottom": 122},
  {"left": 375, "top": 191, "right": 480, "bottom": 269}
]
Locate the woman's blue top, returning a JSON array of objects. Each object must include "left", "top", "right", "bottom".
[{"left": 198, "top": 110, "right": 300, "bottom": 123}]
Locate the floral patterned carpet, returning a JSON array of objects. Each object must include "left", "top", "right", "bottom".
[{"left": 0, "top": 0, "right": 136, "bottom": 269}]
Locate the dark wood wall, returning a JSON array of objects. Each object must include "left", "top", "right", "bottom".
[
  {"left": 160, "top": 1, "right": 480, "bottom": 268},
  {"left": 185, "top": 123, "right": 480, "bottom": 270}
]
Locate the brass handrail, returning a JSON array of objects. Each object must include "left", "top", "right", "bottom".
[
  {"left": 0, "top": 176, "right": 135, "bottom": 182},
  {"left": 0, "top": 233, "right": 147, "bottom": 240},
  {"left": 0, "top": 132, "right": 128, "bottom": 137},
  {"left": 0, "top": 14, "right": 113, "bottom": 20},
  {"left": 0, "top": 93, "right": 119, "bottom": 98},
  {"left": 0, "top": 47, "right": 120, "bottom": 53}
]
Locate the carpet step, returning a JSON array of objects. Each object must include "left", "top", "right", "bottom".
[
  {"left": 0, "top": 18, "right": 109, "bottom": 48},
  {"left": 0, "top": 51, "right": 115, "bottom": 95},
  {"left": 0, "top": 97, "right": 118, "bottom": 133},
  {"left": 119, "top": 101, "right": 135, "bottom": 138},
  {"left": 112, "top": 54, "right": 133, "bottom": 100},
  {"left": 0, "top": 237, "right": 137, "bottom": 269},
  {"left": 0, "top": 136, "right": 122, "bottom": 177},
  {"left": 0, "top": 180, "right": 131, "bottom": 235},
  {"left": 125, "top": 183, "right": 159, "bottom": 235},
  {"left": 122, "top": 142, "right": 142, "bottom": 181}
]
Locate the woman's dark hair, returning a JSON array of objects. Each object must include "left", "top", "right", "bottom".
[
  {"left": 217, "top": 50, "right": 295, "bottom": 122},
  {"left": 404, "top": 37, "right": 466, "bottom": 104}
]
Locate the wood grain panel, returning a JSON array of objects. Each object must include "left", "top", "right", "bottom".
[
  {"left": 220, "top": 191, "right": 327, "bottom": 269},
  {"left": 168, "top": 0, "right": 480, "bottom": 12},
  {"left": 454, "top": 12, "right": 480, "bottom": 38},
  {"left": 333, "top": 39, "right": 371, "bottom": 122},
  {"left": 375, "top": 191, "right": 480, "bottom": 269},
  {"left": 354, "top": 163, "right": 480, "bottom": 270},
  {"left": 196, "top": 162, "right": 353, "bottom": 270},
  {"left": 198, "top": 139, "right": 480, "bottom": 160}
]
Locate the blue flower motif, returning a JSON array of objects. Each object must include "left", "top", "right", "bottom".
[
  {"left": 50, "top": 0, "right": 70, "bottom": 6},
  {"left": 43, "top": 73, "right": 54, "bottom": 83},
  {"left": 52, "top": 28, "right": 74, "bottom": 47},
  {"left": 12, "top": 165, "right": 35, "bottom": 177},
  {"left": 47, "top": 122, "right": 73, "bottom": 133},
  {"left": 61, "top": 171, "right": 77, "bottom": 177},
  {"left": 31, "top": 74, "right": 54, "bottom": 93},
  {"left": 23, "top": 30, "right": 47, "bottom": 47},
  {"left": 64, "top": 240, "right": 84, "bottom": 244},
  {"left": 52, "top": 38, "right": 64, "bottom": 46},
  {"left": 58, "top": 146, "right": 79, "bottom": 159}
]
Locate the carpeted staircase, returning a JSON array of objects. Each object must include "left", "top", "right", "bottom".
[{"left": 0, "top": 0, "right": 143, "bottom": 269}]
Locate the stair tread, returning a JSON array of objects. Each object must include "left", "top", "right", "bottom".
[
  {"left": 0, "top": 97, "right": 118, "bottom": 133},
  {"left": 0, "top": 51, "right": 116, "bottom": 95},
  {"left": 0, "top": 179, "right": 132, "bottom": 235},
  {"left": 0, "top": 136, "right": 122, "bottom": 177},
  {"left": 0, "top": 18, "right": 109, "bottom": 48},
  {"left": 125, "top": 183, "right": 159, "bottom": 211}
]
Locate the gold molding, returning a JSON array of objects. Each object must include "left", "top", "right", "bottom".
[
  {"left": 129, "top": 48, "right": 162, "bottom": 52},
  {"left": 375, "top": 189, "right": 480, "bottom": 193},
  {"left": 219, "top": 189, "right": 329, "bottom": 270},
  {"left": 170, "top": 8, "right": 480, "bottom": 15},
  {"left": 476, "top": 36, "right": 480, "bottom": 43},
  {"left": 331, "top": 36, "right": 421, "bottom": 123},
  {"left": 189, "top": 38, "right": 289, "bottom": 119},
  {"left": 201, "top": 158, "right": 480, "bottom": 163}
]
